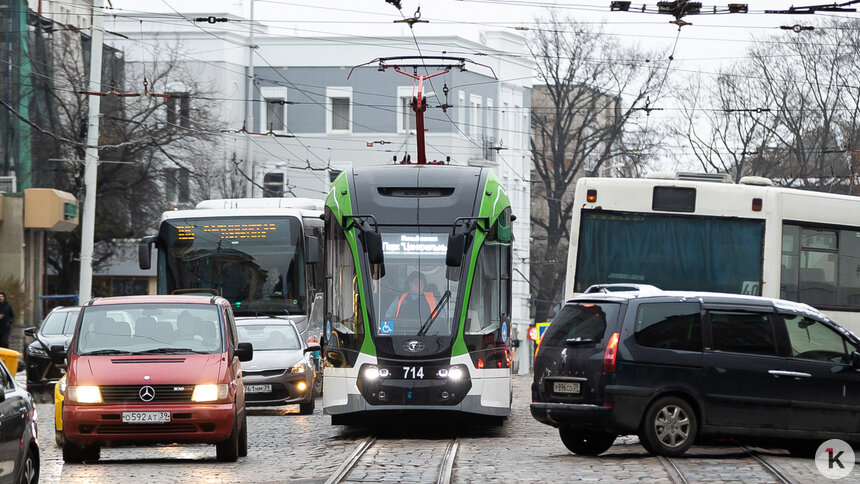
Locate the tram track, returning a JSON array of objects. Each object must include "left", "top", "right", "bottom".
[
  {"left": 324, "top": 435, "right": 459, "bottom": 484},
  {"left": 657, "top": 445, "right": 797, "bottom": 484}
]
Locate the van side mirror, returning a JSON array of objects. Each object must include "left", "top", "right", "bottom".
[
  {"left": 362, "top": 231, "right": 384, "bottom": 265},
  {"left": 24, "top": 327, "right": 36, "bottom": 338},
  {"left": 50, "top": 345, "right": 67, "bottom": 365},
  {"left": 446, "top": 233, "right": 466, "bottom": 267},
  {"left": 304, "top": 343, "right": 321, "bottom": 354},
  {"left": 139, "top": 236, "right": 157, "bottom": 270},
  {"left": 236, "top": 342, "right": 254, "bottom": 362},
  {"left": 305, "top": 235, "right": 319, "bottom": 264}
]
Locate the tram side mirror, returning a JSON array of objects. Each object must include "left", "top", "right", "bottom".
[
  {"left": 138, "top": 235, "right": 157, "bottom": 270},
  {"left": 362, "top": 231, "right": 384, "bottom": 265},
  {"left": 446, "top": 233, "right": 466, "bottom": 267},
  {"left": 305, "top": 235, "right": 320, "bottom": 264}
]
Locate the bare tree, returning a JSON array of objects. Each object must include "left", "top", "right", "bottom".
[
  {"left": 676, "top": 18, "right": 860, "bottom": 192},
  {"left": 29, "top": 32, "right": 229, "bottom": 294},
  {"left": 528, "top": 14, "right": 664, "bottom": 320}
]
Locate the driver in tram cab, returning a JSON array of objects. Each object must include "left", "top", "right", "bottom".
[{"left": 385, "top": 271, "right": 443, "bottom": 330}]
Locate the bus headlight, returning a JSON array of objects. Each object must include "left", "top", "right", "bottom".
[
  {"left": 67, "top": 385, "right": 102, "bottom": 404},
  {"left": 192, "top": 384, "right": 229, "bottom": 402}
]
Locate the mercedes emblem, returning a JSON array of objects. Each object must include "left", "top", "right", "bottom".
[
  {"left": 403, "top": 340, "right": 425, "bottom": 352},
  {"left": 139, "top": 385, "right": 156, "bottom": 402}
]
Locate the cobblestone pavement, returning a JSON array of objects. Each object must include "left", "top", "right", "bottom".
[{"left": 17, "top": 371, "right": 860, "bottom": 483}]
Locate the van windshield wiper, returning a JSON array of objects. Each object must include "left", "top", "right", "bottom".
[
  {"left": 135, "top": 347, "right": 210, "bottom": 354},
  {"left": 80, "top": 349, "right": 134, "bottom": 356},
  {"left": 565, "top": 337, "right": 595, "bottom": 346},
  {"left": 417, "top": 290, "right": 451, "bottom": 336}
]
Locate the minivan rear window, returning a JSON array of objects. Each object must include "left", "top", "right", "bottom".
[
  {"left": 635, "top": 303, "right": 702, "bottom": 352},
  {"left": 541, "top": 302, "right": 620, "bottom": 348}
]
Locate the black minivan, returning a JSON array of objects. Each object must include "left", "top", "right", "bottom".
[{"left": 531, "top": 284, "right": 860, "bottom": 457}]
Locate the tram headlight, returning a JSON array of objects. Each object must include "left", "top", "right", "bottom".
[
  {"left": 363, "top": 365, "right": 380, "bottom": 380},
  {"left": 448, "top": 367, "right": 464, "bottom": 381}
]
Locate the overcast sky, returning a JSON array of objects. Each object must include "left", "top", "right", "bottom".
[{"left": 104, "top": 0, "right": 858, "bottom": 171}]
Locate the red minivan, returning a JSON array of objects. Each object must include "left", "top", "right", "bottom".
[{"left": 52, "top": 295, "right": 253, "bottom": 463}]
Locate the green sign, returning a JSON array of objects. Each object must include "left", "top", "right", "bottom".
[{"left": 64, "top": 202, "right": 78, "bottom": 220}]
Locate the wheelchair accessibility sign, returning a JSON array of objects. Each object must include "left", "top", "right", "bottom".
[{"left": 379, "top": 320, "right": 394, "bottom": 334}]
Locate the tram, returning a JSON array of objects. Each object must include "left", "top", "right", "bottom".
[{"left": 322, "top": 56, "right": 514, "bottom": 423}]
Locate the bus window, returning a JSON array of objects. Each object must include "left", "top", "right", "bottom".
[{"left": 575, "top": 211, "right": 764, "bottom": 295}]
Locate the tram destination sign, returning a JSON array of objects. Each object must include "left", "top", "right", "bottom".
[{"left": 382, "top": 233, "right": 447, "bottom": 255}]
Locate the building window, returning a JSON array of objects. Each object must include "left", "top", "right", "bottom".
[
  {"left": 263, "top": 172, "right": 285, "bottom": 198},
  {"left": 260, "top": 86, "right": 288, "bottom": 133},
  {"left": 458, "top": 91, "right": 466, "bottom": 131},
  {"left": 166, "top": 92, "right": 190, "bottom": 128},
  {"left": 469, "top": 94, "right": 482, "bottom": 139},
  {"left": 327, "top": 87, "right": 353, "bottom": 133}
]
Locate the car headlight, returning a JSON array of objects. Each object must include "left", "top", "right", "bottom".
[
  {"left": 67, "top": 385, "right": 102, "bottom": 404},
  {"left": 28, "top": 345, "right": 48, "bottom": 357},
  {"left": 288, "top": 362, "right": 306, "bottom": 374},
  {"left": 191, "top": 384, "right": 229, "bottom": 402}
]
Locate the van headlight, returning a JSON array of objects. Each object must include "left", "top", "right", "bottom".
[
  {"left": 57, "top": 377, "right": 67, "bottom": 395},
  {"left": 67, "top": 385, "right": 102, "bottom": 404},
  {"left": 191, "top": 384, "right": 229, "bottom": 402}
]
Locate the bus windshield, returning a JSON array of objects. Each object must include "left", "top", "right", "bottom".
[
  {"left": 575, "top": 211, "right": 764, "bottom": 294},
  {"left": 158, "top": 216, "right": 306, "bottom": 316},
  {"left": 371, "top": 231, "right": 459, "bottom": 337}
]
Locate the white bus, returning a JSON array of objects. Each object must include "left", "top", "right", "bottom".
[
  {"left": 565, "top": 173, "right": 860, "bottom": 333},
  {"left": 139, "top": 198, "right": 325, "bottom": 341}
]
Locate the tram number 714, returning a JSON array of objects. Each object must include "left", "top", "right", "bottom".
[{"left": 403, "top": 366, "right": 424, "bottom": 379}]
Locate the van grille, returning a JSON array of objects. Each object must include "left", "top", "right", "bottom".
[
  {"left": 95, "top": 423, "right": 198, "bottom": 434},
  {"left": 99, "top": 385, "right": 194, "bottom": 403}
]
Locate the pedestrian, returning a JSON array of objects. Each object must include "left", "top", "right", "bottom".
[{"left": 0, "top": 291, "right": 14, "bottom": 349}]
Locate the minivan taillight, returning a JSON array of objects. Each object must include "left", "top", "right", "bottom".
[{"left": 603, "top": 332, "right": 620, "bottom": 373}]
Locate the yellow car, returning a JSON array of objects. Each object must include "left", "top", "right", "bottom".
[{"left": 54, "top": 375, "right": 66, "bottom": 446}]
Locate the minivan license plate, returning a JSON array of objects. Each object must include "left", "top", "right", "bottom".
[
  {"left": 553, "top": 382, "right": 581, "bottom": 394},
  {"left": 122, "top": 411, "right": 170, "bottom": 424},
  {"left": 246, "top": 384, "right": 272, "bottom": 394}
]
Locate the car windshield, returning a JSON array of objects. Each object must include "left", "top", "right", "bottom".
[
  {"left": 237, "top": 324, "right": 301, "bottom": 351},
  {"left": 158, "top": 216, "right": 307, "bottom": 316},
  {"left": 41, "top": 309, "right": 78, "bottom": 336},
  {"left": 369, "top": 230, "right": 459, "bottom": 337},
  {"left": 74, "top": 304, "right": 223, "bottom": 355}
]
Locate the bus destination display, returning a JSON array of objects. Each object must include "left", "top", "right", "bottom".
[{"left": 176, "top": 223, "right": 278, "bottom": 241}]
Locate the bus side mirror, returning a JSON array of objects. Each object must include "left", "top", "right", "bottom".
[
  {"left": 362, "top": 231, "right": 384, "bottom": 265},
  {"left": 139, "top": 236, "right": 157, "bottom": 270},
  {"left": 446, "top": 233, "right": 465, "bottom": 267},
  {"left": 305, "top": 235, "right": 320, "bottom": 264}
]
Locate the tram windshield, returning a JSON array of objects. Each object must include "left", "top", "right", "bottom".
[
  {"left": 158, "top": 216, "right": 307, "bottom": 316},
  {"left": 371, "top": 231, "right": 459, "bottom": 337}
]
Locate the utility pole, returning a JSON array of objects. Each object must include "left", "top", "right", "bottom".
[
  {"left": 78, "top": 0, "right": 105, "bottom": 302},
  {"left": 244, "top": 0, "right": 255, "bottom": 196}
]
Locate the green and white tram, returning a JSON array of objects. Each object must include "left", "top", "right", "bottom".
[{"left": 321, "top": 165, "right": 515, "bottom": 422}]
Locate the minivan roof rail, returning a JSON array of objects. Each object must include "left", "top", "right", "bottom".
[{"left": 582, "top": 283, "right": 663, "bottom": 295}]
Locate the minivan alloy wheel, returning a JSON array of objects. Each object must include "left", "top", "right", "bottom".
[
  {"left": 654, "top": 404, "right": 691, "bottom": 448},
  {"left": 640, "top": 396, "right": 697, "bottom": 457}
]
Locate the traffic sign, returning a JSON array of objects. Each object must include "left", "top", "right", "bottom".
[{"left": 535, "top": 322, "right": 551, "bottom": 345}]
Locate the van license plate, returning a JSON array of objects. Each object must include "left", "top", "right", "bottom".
[
  {"left": 246, "top": 384, "right": 272, "bottom": 393},
  {"left": 553, "top": 382, "right": 581, "bottom": 394},
  {"left": 122, "top": 411, "right": 171, "bottom": 424}
]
